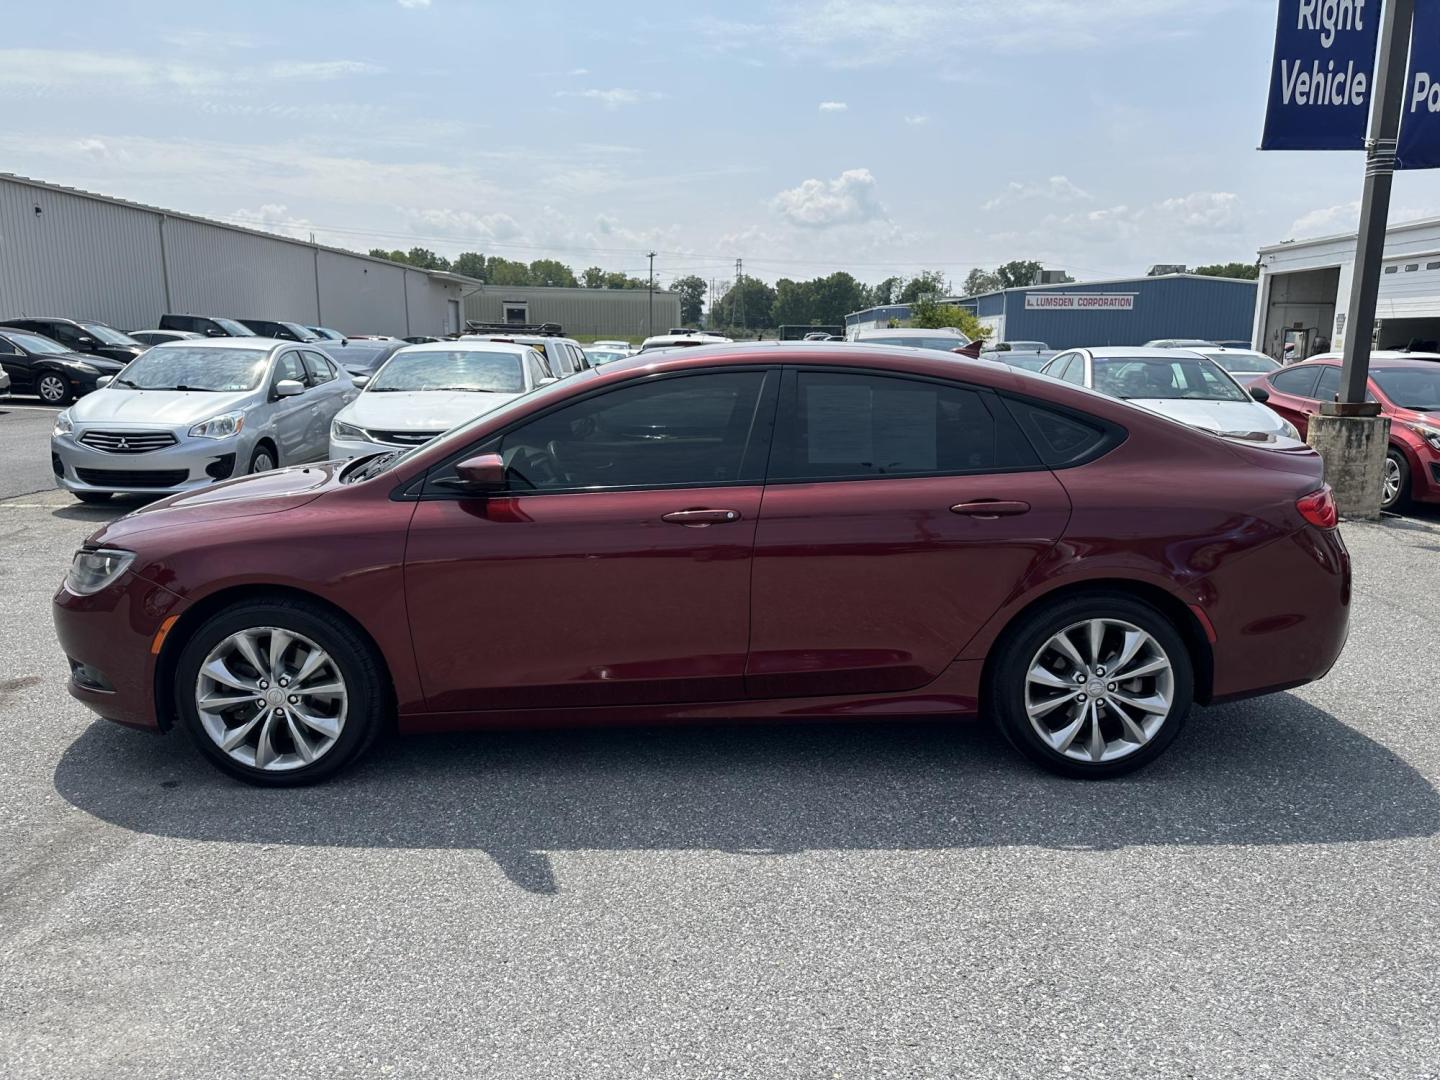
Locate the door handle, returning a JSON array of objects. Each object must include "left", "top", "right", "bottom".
[
  {"left": 950, "top": 500, "right": 1031, "bottom": 518},
  {"left": 661, "top": 509, "right": 742, "bottom": 526}
]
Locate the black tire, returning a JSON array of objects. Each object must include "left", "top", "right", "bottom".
[
  {"left": 37, "top": 373, "right": 72, "bottom": 405},
  {"left": 1381, "top": 447, "right": 1411, "bottom": 512},
  {"left": 172, "top": 597, "right": 388, "bottom": 786},
  {"left": 989, "top": 592, "right": 1194, "bottom": 779},
  {"left": 73, "top": 491, "right": 111, "bottom": 504},
  {"left": 248, "top": 443, "right": 277, "bottom": 474}
]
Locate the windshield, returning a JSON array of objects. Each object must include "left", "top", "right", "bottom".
[
  {"left": 368, "top": 349, "right": 526, "bottom": 393},
  {"left": 864, "top": 335, "right": 971, "bottom": 352},
  {"left": 213, "top": 318, "right": 257, "bottom": 336},
  {"left": 2, "top": 330, "right": 70, "bottom": 355},
  {"left": 1373, "top": 368, "right": 1440, "bottom": 411},
  {"left": 1092, "top": 356, "right": 1248, "bottom": 402},
  {"left": 113, "top": 347, "right": 269, "bottom": 391},
  {"left": 280, "top": 322, "right": 315, "bottom": 340},
  {"left": 585, "top": 349, "right": 629, "bottom": 365},
  {"left": 1204, "top": 351, "right": 1278, "bottom": 374},
  {"left": 78, "top": 322, "right": 140, "bottom": 346}
]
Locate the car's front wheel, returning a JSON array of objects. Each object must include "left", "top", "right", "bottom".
[
  {"left": 1381, "top": 448, "right": 1410, "bottom": 511},
  {"left": 990, "top": 593, "right": 1194, "bottom": 778},
  {"left": 248, "top": 444, "right": 276, "bottom": 474},
  {"left": 37, "top": 373, "right": 72, "bottom": 405},
  {"left": 173, "top": 598, "right": 387, "bottom": 785}
]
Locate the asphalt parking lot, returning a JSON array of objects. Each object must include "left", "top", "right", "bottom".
[{"left": 2, "top": 480, "right": 1439, "bottom": 1078}]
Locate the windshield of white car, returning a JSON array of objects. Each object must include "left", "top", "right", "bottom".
[
  {"left": 1092, "top": 356, "right": 1248, "bottom": 402},
  {"left": 78, "top": 322, "right": 141, "bottom": 346},
  {"left": 367, "top": 350, "right": 526, "bottom": 393},
  {"left": 2, "top": 330, "right": 70, "bottom": 354},
  {"left": 585, "top": 349, "right": 629, "bottom": 364},
  {"left": 862, "top": 336, "right": 970, "bottom": 352},
  {"left": 1373, "top": 368, "right": 1440, "bottom": 411},
  {"left": 1203, "top": 351, "right": 1278, "bottom": 373},
  {"left": 113, "top": 347, "right": 270, "bottom": 391}
]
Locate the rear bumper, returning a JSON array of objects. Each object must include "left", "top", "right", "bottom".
[{"left": 52, "top": 572, "right": 188, "bottom": 730}]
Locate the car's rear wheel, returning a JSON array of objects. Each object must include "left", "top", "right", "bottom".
[
  {"left": 73, "top": 491, "right": 111, "bottom": 504},
  {"left": 173, "top": 598, "right": 387, "bottom": 786},
  {"left": 990, "top": 593, "right": 1194, "bottom": 778},
  {"left": 1381, "top": 448, "right": 1410, "bottom": 511},
  {"left": 37, "top": 373, "right": 72, "bottom": 405}
]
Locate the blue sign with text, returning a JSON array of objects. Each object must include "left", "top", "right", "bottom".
[
  {"left": 1398, "top": 0, "right": 1440, "bottom": 169},
  {"left": 1262, "top": 0, "right": 1382, "bottom": 150}
]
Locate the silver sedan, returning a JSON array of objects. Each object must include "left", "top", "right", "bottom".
[{"left": 50, "top": 338, "right": 358, "bottom": 503}]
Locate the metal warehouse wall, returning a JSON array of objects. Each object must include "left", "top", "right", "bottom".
[
  {"left": 465, "top": 285, "right": 681, "bottom": 338},
  {"left": 0, "top": 173, "right": 466, "bottom": 337},
  {"left": 1001, "top": 276, "right": 1257, "bottom": 350}
]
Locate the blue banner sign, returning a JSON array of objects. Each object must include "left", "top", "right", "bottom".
[
  {"left": 1262, "top": 0, "right": 1382, "bottom": 150},
  {"left": 1398, "top": 0, "right": 1440, "bottom": 169}
]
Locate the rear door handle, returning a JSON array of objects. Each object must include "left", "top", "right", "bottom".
[
  {"left": 950, "top": 500, "right": 1031, "bottom": 518},
  {"left": 661, "top": 509, "right": 743, "bottom": 527}
]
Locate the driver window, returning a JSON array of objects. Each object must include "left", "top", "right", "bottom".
[
  {"left": 497, "top": 372, "right": 765, "bottom": 491},
  {"left": 274, "top": 352, "right": 307, "bottom": 388}
]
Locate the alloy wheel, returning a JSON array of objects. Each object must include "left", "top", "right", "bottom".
[
  {"left": 1024, "top": 618, "right": 1175, "bottom": 763},
  {"left": 195, "top": 626, "right": 348, "bottom": 771},
  {"left": 38, "top": 375, "right": 67, "bottom": 403},
  {"left": 1381, "top": 456, "right": 1402, "bottom": 508},
  {"left": 250, "top": 451, "right": 275, "bottom": 474}
]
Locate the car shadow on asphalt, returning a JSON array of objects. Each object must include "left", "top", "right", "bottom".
[{"left": 53, "top": 693, "right": 1440, "bottom": 895}]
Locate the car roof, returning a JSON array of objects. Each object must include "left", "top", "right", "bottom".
[
  {"left": 394, "top": 340, "right": 535, "bottom": 356},
  {"left": 148, "top": 336, "right": 287, "bottom": 350},
  {"left": 467, "top": 333, "right": 575, "bottom": 344},
  {"left": 1306, "top": 350, "right": 1440, "bottom": 362},
  {"left": 1083, "top": 346, "right": 1210, "bottom": 359},
  {"left": 1300, "top": 355, "right": 1440, "bottom": 371}
]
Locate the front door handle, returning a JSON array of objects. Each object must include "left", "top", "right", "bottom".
[
  {"left": 950, "top": 500, "right": 1031, "bottom": 518},
  {"left": 661, "top": 508, "right": 742, "bottom": 527}
]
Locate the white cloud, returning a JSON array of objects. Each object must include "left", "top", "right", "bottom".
[
  {"left": 1157, "top": 191, "right": 1241, "bottom": 231},
  {"left": 568, "top": 67, "right": 589, "bottom": 76},
  {"left": 404, "top": 207, "right": 524, "bottom": 242},
  {"left": 554, "top": 88, "right": 663, "bottom": 109},
  {"left": 818, "top": 101, "right": 848, "bottom": 112},
  {"left": 903, "top": 115, "right": 928, "bottom": 125},
  {"left": 397, "top": 0, "right": 431, "bottom": 8},
  {"left": 772, "top": 168, "right": 886, "bottom": 229},
  {"left": 0, "top": 49, "right": 383, "bottom": 95},
  {"left": 229, "top": 204, "right": 315, "bottom": 240},
  {"left": 1289, "top": 201, "right": 1360, "bottom": 237},
  {"left": 982, "top": 175, "right": 1092, "bottom": 211}
]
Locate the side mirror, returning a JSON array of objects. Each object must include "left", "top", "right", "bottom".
[
  {"left": 206, "top": 327, "right": 227, "bottom": 337},
  {"left": 537, "top": 377, "right": 558, "bottom": 386},
  {"left": 1249, "top": 386, "right": 1271, "bottom": 403},
  {"left": 95, "top": 375, "right": 112, "bottom": 388},
  {"left": 274, "top": 379, "right": 305, "bottom": 398},
  {"left": 75, "top": 337, "right": 96, "bottom": 352},
  {"left": 352, "top": 374, "right": 370, "bottom": 388},
  {"left": 439, "top": 452, "right": 507, "bottom": 494}
]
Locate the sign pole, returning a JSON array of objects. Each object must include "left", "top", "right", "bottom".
[{"left": 1336, "top": 0, "right": 1415, "bottom": 405}]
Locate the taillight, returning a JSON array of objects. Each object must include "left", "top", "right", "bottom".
[{"left": 1296, "top": 486, "right": 1338, "bottom": 529}]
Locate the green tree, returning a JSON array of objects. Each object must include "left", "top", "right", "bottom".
[
  {"left": 670, "top": 275, "right": 708, "bottom": 325},
  {"left": 602, "top": 271, "right": 648, "bottom": 289},
  {"left": 580, "top": 266, "right": 608, "bottom": 288},
  {"left": 451, "top": 251, "right": 487, "bottom": 279},
  {"left": 865, "top": 276, "right": 902, "bottom": 307},
  {"left": 528, "top": 259, "right": 578, "bottom": 287},
  {"left": 369, "top": 248, "right": 411, "bottom": 264},
  {"left": 995, "top": 260, "right": 1043, "bottom": 289},
  {"left": 771, "top": 278, "right": 817, "bottom": 326},
  {"left": 909, "top": 295, "right": 991, "bottom": 340},
  {"left": 484, "top": 257, "right": 533, "bottom": 285},
  {"left": 711, "top": 275, "right": 776, "bottom": 331},
  {"left": 1193, "top": 261, "right": 1260, "bottom": 280},
  {"left": 404, "top": 247, "right": 451, "bottom": 271},
  {"left": 963, "top": 267, "right": 1001, "bottom": 295},
  {"left": 898, "top": 270, "right": 948, "bottom": 303}
]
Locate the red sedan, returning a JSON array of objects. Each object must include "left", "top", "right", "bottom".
[
  {"left": 1253, "top": 354, "right": 1440, "bottom": 511},
  {"left": 53, "top": 343, "right": 1350, "bottom": 786}
]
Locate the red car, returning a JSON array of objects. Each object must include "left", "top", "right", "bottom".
[
  {"left": 53, "top": 344, "right": 1350, "bottom": 786},
  {"left": 1254, "top": 353, "right": 1440, "bottom": 511}
]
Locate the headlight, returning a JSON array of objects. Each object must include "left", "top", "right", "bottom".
[
  {"left": 64, "top": 548, "right": 136, "bottom": 596},
  {"left": 53, "top": 411, "right": 73, "bottom": 437},
  {"left": 60, "top": 361, "right": 100, "bottom": 375},
  {"left": 189, "top": 412, "right": 245, "bottom": 439},
  {"left": 331, "top": 419, "right": 368, "bottom": 441},
  {"left": 1409, "top": 423, "right": 1440, "bottom": 451},
  {"left": 1280, "top": 418, "right": 1301, "bottom": 440}
]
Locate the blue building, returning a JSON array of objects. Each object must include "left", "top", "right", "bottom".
[{"left": 845, "top": 274, "right": 1258, "bottom": 350}]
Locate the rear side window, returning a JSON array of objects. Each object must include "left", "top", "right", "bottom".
[
  {"left": 1314, "top": 366, "right": 1341, "bottom": 403},
  {"left": 770, "top": 371, "right": 1036, "bottom": 481},
  {"left": 1003, "top": 398, "right": 1120, "bottom": 468},
  {"left": 1271, "top": 366, "right": 1322, "bottom": 397}
]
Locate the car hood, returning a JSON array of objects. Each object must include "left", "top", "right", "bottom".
[
  {"left": 67, "top": 388, "right": 254, "bottom": 427},
  {"left": 341, "top": 390, "right": 520, "bottom": 432},
  {"left": 1126, "top": 397, "right": 1293, "bottom": 438},
  {"left": 47, "top": 351, "right": 126, "bottom": 373},
  {"left": 88, "top": 463, "right": 341, "bottom": 546}
]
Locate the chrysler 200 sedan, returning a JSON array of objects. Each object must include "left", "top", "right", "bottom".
[
  {"left": 50, "top": 338, "right": 358, "bottom": 502},
  {"left": 53, "top": 343, "right": 1351, "bottom": 786}
]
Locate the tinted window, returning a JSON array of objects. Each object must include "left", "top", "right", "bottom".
[
  {"left": 1271, "top": 366, "right": 1322, "bottom": 396},
  {"left": 46, "top": 323, "right": 83, "bottom": 346},
  {"left": 1313, "top": 366, "right": 1342, "bottom": 403},
  {"left": 771, "top": 371, "right": 1031, "bottom": 480},
  {"left": 302, "top": 351, "right": 336, "bottom": 383},
  {"left": 1004, "top": 399, "right": 1118, "bottom": 467},
  {"left": 0, "top": 336, "right": 17, "bottom": 354},
  {"left": 2, "top": 330, "right": 68, "bottom": 354},
  {"left": 499, "top": 372, "right": 765, "bottom": 490},
  {"left": 1373, "top": 368, "right": 1440, "bottom": 410}
]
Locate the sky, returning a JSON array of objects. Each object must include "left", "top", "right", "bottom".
[{"left": 4, "top": 0, "right": 1440, "bottom": 293}]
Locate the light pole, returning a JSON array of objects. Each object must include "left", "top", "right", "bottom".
[{"left": 647, "top": 251, "right": 656, "bottom": 339}]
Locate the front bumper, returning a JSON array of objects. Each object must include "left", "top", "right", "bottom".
[
  {"left": 329, "top": 432, "right": 439, "bottom": 461},
  {"left": 51, "top": 428, "right": 251, "bottom": 496}
]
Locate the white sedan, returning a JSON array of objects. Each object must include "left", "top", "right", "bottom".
[
  {"left": 328, "top": 340, "right": 555, "bottom": 460},
  {"left": 1039, "top": 347, "right": 1302, "bottom": 443}
]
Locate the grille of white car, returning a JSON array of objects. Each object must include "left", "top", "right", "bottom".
[
  {"left": 78, "top": 430, "right": 179, "bottom": 454},
  {"left": 365, "top": 429, "right": 444, "bottom": 446}
]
